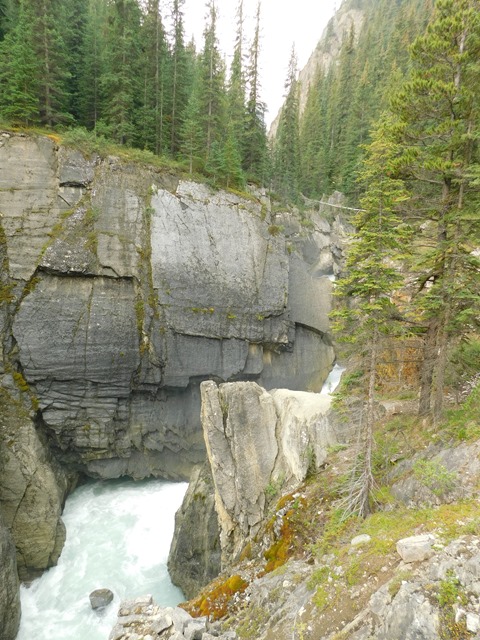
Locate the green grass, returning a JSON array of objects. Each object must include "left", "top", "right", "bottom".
[{"left": 441, "top": 385, "right": 480, "bottom": 442}]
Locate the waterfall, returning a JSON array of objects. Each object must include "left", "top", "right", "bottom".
[{"left": 321, "top": 363, "right": 345, "bottom": 395}]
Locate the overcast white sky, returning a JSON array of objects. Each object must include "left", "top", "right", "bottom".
[{"left": 181, "top": 0, "right": 339, "bottom": 126}]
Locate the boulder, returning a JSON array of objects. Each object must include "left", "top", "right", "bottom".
[
  {"left": 90, "top": 588, "right": 114, "bottom": 610},
  {"left": 396, "top": 535, "right": 435, "bottom": 563},
  {"left": 351, "top": 534, "right": 372, "bottom": 547},
  {"left": 183, "top": 618, "right": 208, "bottom": 640},
  {"left": 109, "top": 600, "right": 197, "bottom": 640}
]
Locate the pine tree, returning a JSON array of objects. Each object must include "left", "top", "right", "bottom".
[
  {"left": 243, "top": 1, "right": 267, "bottom": 183},
  {"left": 100, "top": 0, "right": 142, "bottom": 144},
  {"left": 0, "top": 0, "right": 39, "bottom": 124},
  {"left": 333, "top": 114, "right": 412, "bottom": 517},
  {"left": 389, "top": 0, "right": 480, "bottom": 421},
  {"left": 273, "top": 45, "right": 300, "bottom": 202},
  {"left": 198, "top": 0, "right": 227, "bottom": 162}
]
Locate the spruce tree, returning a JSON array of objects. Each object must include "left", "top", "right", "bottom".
[
  {"left": 329, "top": 24, "right": 356, "bottom": 192},
  {"left": 273, "top": 45, "right": 300, "bottom": 202},
  {"left": 35, "top": 0, "right": 73, "bottom": 126},
  {"left": 2, "top": 0, "right": 73, "bottom": 126},
  {"left": 100, "top": 0, "right": 142, "bottom": 145},
  {"left": 227, "top": 0, "right": 247, "bottom": 162},
  {"left": 389, "top": 0, "right": 480, "bottom": 420},
  {"left": 333, "top": 114, "right": 412, "bottom": 517},
  {"left": 179, "top": 65, "right": 203, "bottom": 173},
  {"left": 0, "top": 1, "right": 5, "bottom": 40},
  {"left": 198, "top": 1, "right": 227, "bottom": 162},
  {"left": 0, "top": 0, "right": 39, "bottom": 124},
  {"left": 62, "top": 0, "right": 88, "bottom": 122},
  {"left": 297, "top": 0, "right": 434, "bottom": 202},
  {"left": 299, "top": 67, "right": 325, "bottom": 198},
  {"left": 78, "top": 0, "right": 106, "bottom": 130},
  {"left": 243, "top": 1, "right": 267, "bottom": 183},
  {"left": 169, "top": 0, "right": 191, "bottom": 156},
  {"left": 0, "top": 0, "right": 11, "bottom": 40},
  {"left": 137, "top": 0, "right": 169, "bottom": 154}
]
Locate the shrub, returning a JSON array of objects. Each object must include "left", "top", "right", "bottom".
[{"left": 412, "top": 459, "right": 457, "bottom": 498}]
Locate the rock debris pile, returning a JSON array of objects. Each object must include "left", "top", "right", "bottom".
[{"left": 109, "top": 595, "right": 237, "bottom": 640}]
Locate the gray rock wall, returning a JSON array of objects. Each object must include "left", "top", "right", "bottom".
[
  {"left": 168, "top": 464, "right": 221, "bottom": 600},
  {"left": 1, "top": 131, "right": 342, "bottom": 482},
  {"left": 0, "top": 388, "right": 72, "bottom": 580},
  {"left": 0, "top": 512, "right": 20, "bottom": 640},
  {"left": 201, "top": 380, "right": 337, "bottom": 565}
]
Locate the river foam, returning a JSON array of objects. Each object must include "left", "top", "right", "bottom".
[{"left": 17, "top": 479, "right": 187, "bottom": 640}]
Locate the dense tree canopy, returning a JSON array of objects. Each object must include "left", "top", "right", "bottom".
[
  {"left": 332, "top": 0, "right": 480, "bottom": 516},
  {"left": 296, "top": 0, "right": 434, "bottom": 202},
  {"left": 0, "top": 0, "right": 269, "bottom": 186}
]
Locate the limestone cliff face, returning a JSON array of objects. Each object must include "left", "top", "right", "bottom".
[
  {"left": 168, "top": 380, "right": 337, "bottom": 595},
  {"left": 201, "top": 381, "right": 336, "bottom": 566},
  {"left": 168, "top": 463, "right": 221, "bottom": 600},
  {"left": 0, "top": 131, "right": 341, "bottom": 483}
]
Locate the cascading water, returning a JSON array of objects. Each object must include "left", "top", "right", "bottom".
[
  {"left": 321, "top": 363, "right": 345, "bottom": 395},
  {"left": 17, "top": 479, "right": 187, "bottom": 640}
]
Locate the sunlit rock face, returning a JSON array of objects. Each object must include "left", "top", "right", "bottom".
[
  {"left": 168, "top": 379, "right": 337, "bottom": 595},
  {"left": 1, "top": 132, "right": 343, "bottom": 481},
  {"left": 201, "top": 380, "right": 336, "bottom": 566}
]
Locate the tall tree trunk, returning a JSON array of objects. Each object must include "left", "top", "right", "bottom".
[{"left": 418, "top": 318, "right": 438, "bottom": 417}]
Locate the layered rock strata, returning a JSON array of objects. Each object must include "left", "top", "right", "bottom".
[{"left": 0, "top": 131, "right": 341, "bottom": 482}]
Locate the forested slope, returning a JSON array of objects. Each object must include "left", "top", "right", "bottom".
[
  {"left": 0, "top": 0, "right": 267, "bottom": 188},
  {"left": 273, "top": 0, "right": 435, "bottom": 202}
]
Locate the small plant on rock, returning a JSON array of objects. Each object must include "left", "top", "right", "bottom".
[{"left": 413, "top": 460, "right": 457, "bottom": 498}]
